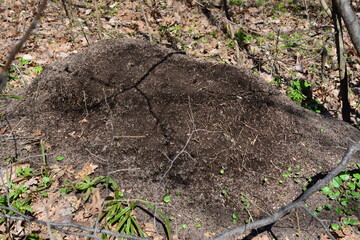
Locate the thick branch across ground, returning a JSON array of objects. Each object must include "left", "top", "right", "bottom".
[{"left": 214, "top": 141, "right": 360, "bottom": 240}]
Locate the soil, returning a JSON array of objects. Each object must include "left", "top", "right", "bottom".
[{"left": 1, "top": 39, "right": 360, "bottom": 239}]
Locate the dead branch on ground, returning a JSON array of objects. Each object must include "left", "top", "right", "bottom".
[
  {"left": 160, "top": 97, "right": 222, "bottom": 182},
  {"left": 0, "top": 0, "right": 48, "bottom": 92},
  {"left": 0, "top": 206, "right": 149, "bottom": 240},
  {"left": 214, "top": 141, "right": 360, "bottom": 240},
  {"left": 301, "top": 205, "right": 336, "bottom": 240}
]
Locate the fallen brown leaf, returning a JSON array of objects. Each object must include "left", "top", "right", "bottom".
[{"left": 75, "top": 161, "right": 98, "bottom": 179}]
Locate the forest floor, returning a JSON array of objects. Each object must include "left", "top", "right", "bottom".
[
  {"left": 0, "top": 0, "right": 359, "bottom": 239},
  {"left": 1, "top": 0, "right": 360, "bottom": 124}
]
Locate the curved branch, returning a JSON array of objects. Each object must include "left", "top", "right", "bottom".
[{"left": 214, "top": 141, "right": 360, "bottom": 240}]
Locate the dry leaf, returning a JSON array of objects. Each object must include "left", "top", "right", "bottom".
[
  {"left": 75, "top": 161, "right": 98, "bottom": 179},
  {"left": 86, "top": 188, "right": 102, "bottom": 218},
  {"left": 31, "top": 129, "right": 42, "bottom": 136},
  {"left": 0, "top": 126, "right": 7, "bottom": 135},
  {"left": 143, "top": 222, "right": 164, "bottom": 240},
  {"left": 78, "top": 118, "right": 89, "bottom": 123},
  {"left": 253, "top": 234, "right": 271, "bottom": 240}
]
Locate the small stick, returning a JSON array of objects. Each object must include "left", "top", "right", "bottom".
[
  {"left": 0, "top": 0, "right": 48, "bottom": 91},
  {"left": 140, "top": 1, "right": 152, "bottom": 41},
  {"left": 301, "top": 206, "right": 336, "bottom": 240}
]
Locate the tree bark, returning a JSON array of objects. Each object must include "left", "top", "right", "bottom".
[
  {"left": 333, "top": 0, "right": 360, "bottom": 56},
  {"left": 332, "top": 0, "right": 351, "bottom": 123}
]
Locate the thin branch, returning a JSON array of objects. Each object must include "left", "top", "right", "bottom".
[
  {"left": 85, "top": 148, "right": 109, "bottom": 164},
  {"left": 108, "top": 168, "right": 141, "bottom": 174},
  {"left": 0, "top": 0, "right": 48, "bottom": 92},
  {"left": 95, "top": 4, "right": 103, "bottom": 40},
  {"left": 320, "top": 0, "right": 332, "bottom": 17},
  {"left": 114, "top": 135, "right": 146, "bottom": 139},
  {"left": 0, "top": 136, "right": 39, "bottom": 142},
  {"left": 61, "top": 0, "right": 70, "bottom": 18},
  {"left": 301, "top": 206, "right": 336, "bottom": 240},
  {"left": 140, "top": 1, "right": 152, "bottom": 41},
  {"left": 214, "top": 141, "right": 360, "bottom": 239},
  {"left": 51, "top": 226, "right": 102, "bottom": 240},
  {"left": 0, "top": 206, "right": 149, "bottom": 240},
  {"left": 43, "top": 201, "right": 55, "bottom": 240},
  {"left": 160, "top": 128, "right": 196, "bottom": 181}
]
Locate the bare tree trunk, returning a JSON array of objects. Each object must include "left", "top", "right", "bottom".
[
  {"left": 333, "top": 0, "right": 360, "bottom": 56},
  {"left": 332, "top": 0, "right": 351, "bottom": 122}
]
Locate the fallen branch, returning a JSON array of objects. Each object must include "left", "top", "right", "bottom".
[
  {"left": 214, "top": 141, "right": 360, "bottom": 240},
  {"left": 0, "top": 206, "right": 149, "bottom": 240},
  {"left": 0, "top": 0, "right": 48, "bottom": 92},
  {"left": 301, "top": 205, "right": 336, "bottom": 240}
]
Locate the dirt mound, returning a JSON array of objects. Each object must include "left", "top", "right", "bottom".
[{"left": 1, "top": 39, "right": 359, "bottom": 239}]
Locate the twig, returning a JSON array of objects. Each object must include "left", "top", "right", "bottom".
[
  {"left": 0, "top": 0, "right": 48, "bottom": 92},
  {"left": 0, "top": 136, "right": 38, "bottom": 142},
  {"left": 108, "top": 168, "right": 141, "bottom": 174},
  {"left": 114, "top": 135, "right": 146, "bottom": 139},
  {"left": 63, "top": 0, "right": 90, "bottom": 46},
  {"left": 0, "top": 206, "right": 149, "bottom": 240},
  {"left": 140, "top": 1, "right": 152, "bottom": 41},
  {"left": 214, "top": 141, "right": 360, "bottom": 239},
  {"left": 295, "top": 209, "right": 301, "bottom": 238},
  {"left": 228, "top": 23, "right": 241, "bottom": 65},
  {"left": 43, "top": 200, "right": 55, "bottom": 240},
  {"left": 3, "top": 116, "right": 20, "bottom": 185},
  {"left": 82, "top": 90, "right": 89, "bottom": 117},
  {"left": 51, "top": 226, "right": 102, "bottom": 240},
  {"left": 61, "top": 0, "right": 70, "bottom": 18},
  {"left": 85, "top": 148, "right": 108, "bottom": 164},
  {"left": 222, "top": 0, "right": 240, "bottom": 64},
  {"left": 160, "top": 129, "right": 196, "bottom": 181},
  {"left": 304, "top": 0, "right": 310, "bottom": 25},
  {"left": 98, "top": 88, "right": 115, "bottom": 236},
  {"left": 320, "top": 0, "right": 332, "bottom": 17},
  {"left": 95, "top": 4, "right": 102, "bottom": 40},
  {"left": 9, "top": 63, "right": 26, "bottom": 85},
  {"left": 160, "top": 97, "right": 195, "bottom": 181},
  {"left": 160, "top": 127, "right": 220, "bottom": 181},
  {"left": 301, "top": 205, "right": 336, "bottom": 240}
]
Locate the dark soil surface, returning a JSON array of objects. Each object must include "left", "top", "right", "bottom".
[{"left": 1, "top": 39, "right": 359, "bottom": 239}]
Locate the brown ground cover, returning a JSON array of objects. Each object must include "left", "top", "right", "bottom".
[
  {"left": 1, "top": 1, "right": 360, "bottom": 239},
  {"left": 1, "top": 39, "right": 360, "bottom": 239}
]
